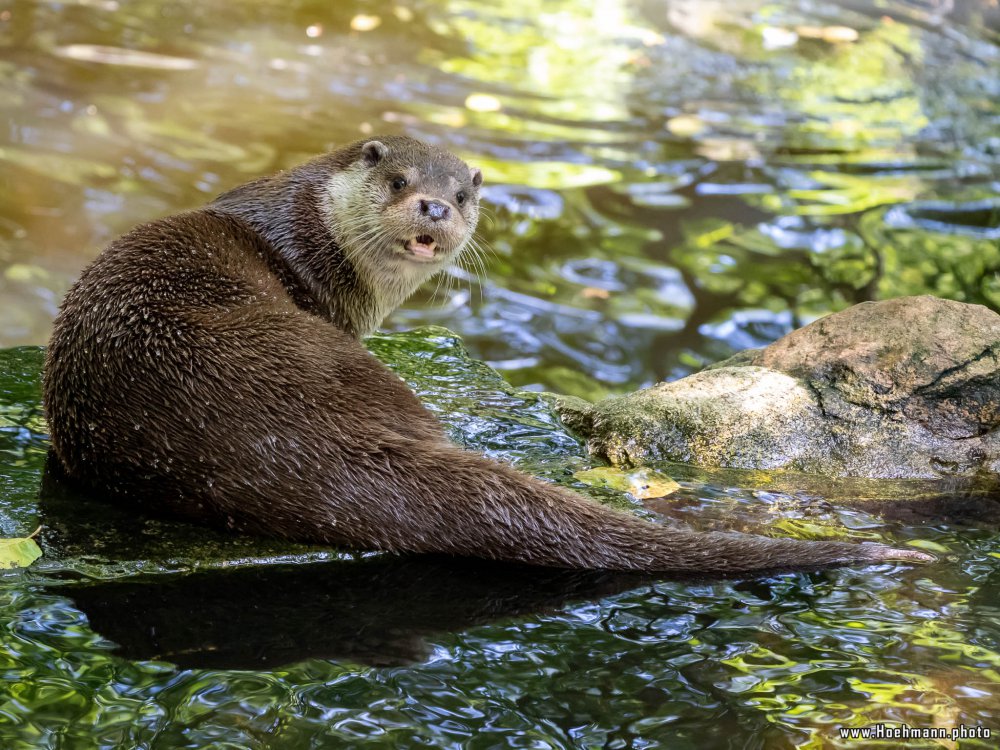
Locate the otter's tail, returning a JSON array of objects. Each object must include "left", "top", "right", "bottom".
[{"left": 305, "top": 439, "right": 933, "bottom": 574}]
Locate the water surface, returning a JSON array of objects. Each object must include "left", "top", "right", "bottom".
[{"left": 2, "top": 0, "right": 997, "bottom": 396}]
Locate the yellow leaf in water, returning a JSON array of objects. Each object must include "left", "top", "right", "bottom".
[
  {"left": 0, "top": 531, "right": 42, "bottom": 569},
  {"left": 581, "top": 287, "right": 610, "bottom": 300},
  {"left": 770, "top": 517, "right": 850, "bottom": 541},
  {"left": 906, "top": 539, "right": 950, "bottom": 554},
  {"left": 350, "top": 14, "right": 381, "bottom": 32},
  {"left": 574, "top": 467, "right": 680, "bottom": 499},
  {"left": 465, "top": 93, "right": 502, "bottom": 113}
]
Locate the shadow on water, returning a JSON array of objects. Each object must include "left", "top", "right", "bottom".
[
  {"left": 64, "top": 556, "right": 657, "bottom": 670},
  {"left": 844, "top": 488, "right": 1000, "bottom": 527},
  {"left": 36, "top": 460, "right": 656, "bottom": 670}
]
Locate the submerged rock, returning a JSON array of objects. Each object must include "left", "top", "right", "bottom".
[{"left": 557, "top": 296, "right": 1000, "bottom": 479}]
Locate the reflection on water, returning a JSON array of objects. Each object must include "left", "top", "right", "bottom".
[
  {"left": 65, "top": 557, "right": 656, "bottom": 668},
  {"left": 1, "top": 0, "right": 997, "bottom": 398},
  {"left": 2, "top": 2, "right": 1000, "bottom": 747},
  {"left": 7, "top": 536, "right": 1000, "bottom": 748}
]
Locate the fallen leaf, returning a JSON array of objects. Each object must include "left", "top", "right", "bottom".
[
  {"left": 906, "top": 539, "right": 950, "bottom": 554},
  {"left": 0, "top": 527, "right": 42, "bottom": 569},
  {"left": 574, "top": 467, "right": 680, "bottom": 499}
]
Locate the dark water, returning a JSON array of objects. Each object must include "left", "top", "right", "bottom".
[{"left": 2, "top": 0, "right": 1000, "bottom": 747}]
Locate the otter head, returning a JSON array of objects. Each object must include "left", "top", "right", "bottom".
[{"left": 322, "top": 137, "right": 482, "bottom": 323}]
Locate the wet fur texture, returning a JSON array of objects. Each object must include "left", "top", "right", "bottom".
[{"left": 43, "top": 136, "right": 931, "bottom": 573}]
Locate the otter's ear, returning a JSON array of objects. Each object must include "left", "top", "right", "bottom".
[
  {"left": 470, "top": 167, "right": 483, "bottom": 188},
  {"left": 361, "top": 141, "right": 388, "bottom": 167}
]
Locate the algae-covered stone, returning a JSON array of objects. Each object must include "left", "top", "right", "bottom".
[
  {"left": 1, "top": 329, "right": 590, "bottom": 580},
  {"left": 737, "top": 296, "right": 1000, "bottom": 440},
  {"left": 560, "top": 367, "right": 828, "bottom": 470},
  {"left": 558, "top": 297, "right": 1000, "bottom": 479}
]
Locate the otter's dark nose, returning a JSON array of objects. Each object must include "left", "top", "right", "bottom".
[{"left": 419, "top": 199, "right": 451, "bottom": 222}]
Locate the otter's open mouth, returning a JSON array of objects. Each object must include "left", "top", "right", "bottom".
[{"left": 403, "top": 235, "right": 438, "bottom": 262}]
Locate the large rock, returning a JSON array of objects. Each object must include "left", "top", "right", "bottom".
[{"left": 556, "top": 296, "right": 1000, "bottom": 479}]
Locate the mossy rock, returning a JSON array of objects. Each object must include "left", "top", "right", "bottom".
[{"left": 557, "top": 297, "right": 1000, "bottom": 480}]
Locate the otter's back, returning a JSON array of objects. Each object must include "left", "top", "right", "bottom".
[{"left": 44, "top": 211, "right": 291, "bottom": 494}]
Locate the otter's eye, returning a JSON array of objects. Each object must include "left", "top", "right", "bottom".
[
  {"left": 456, "top": 191, "right": 466, "bottom": 206},
  {"left": 391, "top": 177, "right": 407, "bottom": 191}
]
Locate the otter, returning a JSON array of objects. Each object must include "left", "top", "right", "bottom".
[{"left": 43, "top": 135, "right": 931, "bottom": 573}]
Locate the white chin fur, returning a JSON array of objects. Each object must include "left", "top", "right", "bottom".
[{"left": 320, "top": 169, "right": 465, "bottom": 332}]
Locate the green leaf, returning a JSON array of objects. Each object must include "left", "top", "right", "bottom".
[{"left": 0, "top": 533, "right": 42, "bottom": 569}]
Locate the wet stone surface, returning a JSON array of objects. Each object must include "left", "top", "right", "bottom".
[{"left": 559, "top": 297, "right": 1000, "bottom": 479}]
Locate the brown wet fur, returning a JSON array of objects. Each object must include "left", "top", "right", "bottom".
[{"left": 43, "top": 136, "right": 932, "bottom": 574}]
